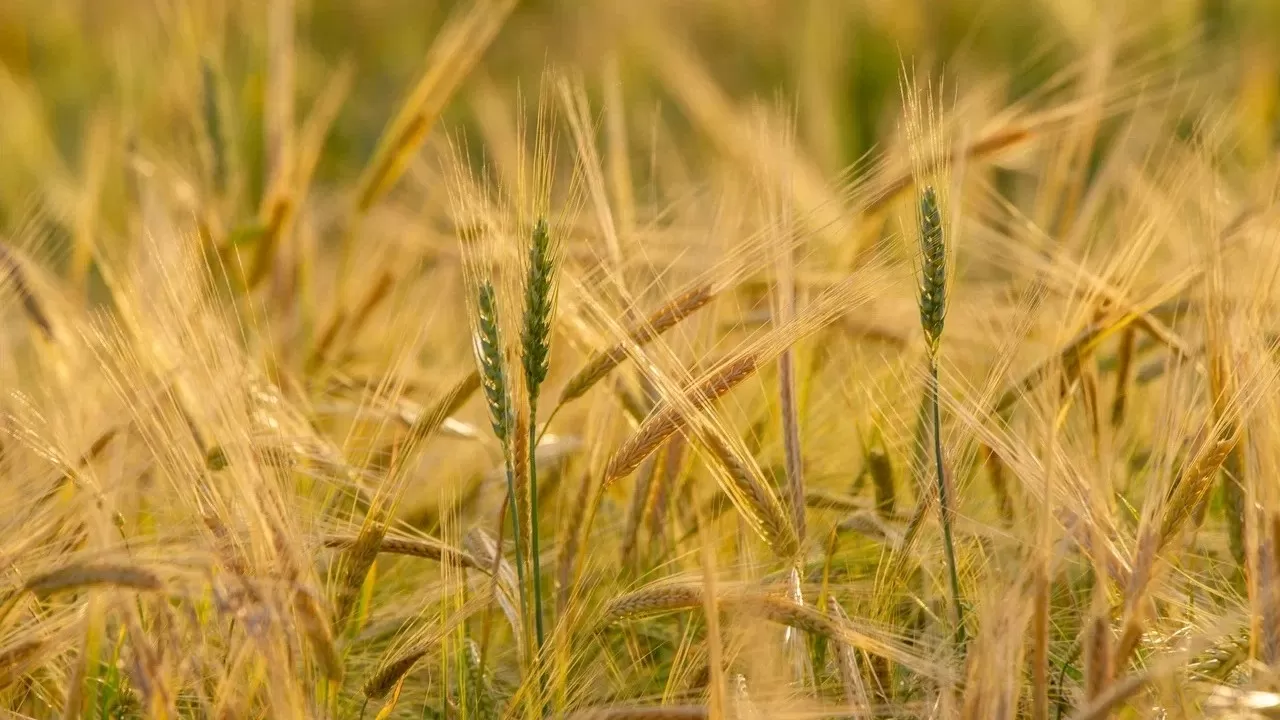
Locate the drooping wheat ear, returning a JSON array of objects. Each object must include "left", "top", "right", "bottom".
[
  {"left": 0, "top": 562, "right": 164, "bottom": 627},
  {"left": 520, "top": 217, "right": 555, "bottom": 656},
  {"left": 917, "top": 185, "right": 946, "bottom": 357},
  {"left": 25, "top": 563, "right": 163, "bottom": 596},
  {"left": 363, "top": 647, "right": 429, "bottom": 700},
  {"left": 558, "top": 283, "right": 716, "bottom": 405},
  {"left": 1158, "top": 432, "right": 1238, "bottom": 547},
  {"left": 699, "top": 427, "right": 800, "bottom": 560},
  {"left": 603, "top": 354, "right": 758, "bottom": 485},
  {"left": 477, "top": 282, "right": 513, "bottom": 444},
  {"left": 321, "top": 533, "right": 487, "bottom": 574},
  {"left": 596, "top": 584, "right": 706, "bottom": 626}
]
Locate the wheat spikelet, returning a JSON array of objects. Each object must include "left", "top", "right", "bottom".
[
  {"left": 521, "top": 217, "right": 556, "bottom": 400},
  {"left": 293, "top": 588, "right": 343, "bottom": 682},
  {"left": 25, "top": 563, "right": 162, "bottom": 596},
  {"left": 363, "top": 647, "right": 429, "bottom": 700},
  {"left": 476, "top": 281, "right": 513, "bottom": 444},
  {"left": 826, "top": 595, "right": 872, "bottom": 717},
  {"left": 603, "top": 354, "right": 757, "bottom": 485},
  {"left": 1159, "top": 434, "right": 1238, "bottom": 547},
  {"left": 597, "top": 583, "right": 707, "bottom": 626},
  {"left": 321, "top": 533, "right": 485, "bottom": 573},
  {"left": 698, "top": 426, "right": 800, "bottom": 559},
  {"left": 333, "top": 524, "right": 383, "bottom": 630},
  {"left": 559, "top": 283, "right": 715, "bottom": 405},
  {"left": 1190, "top": 626, "right": 1249, "bottom": 680},
  {"left": 916, "top": 186, "right": 946, "bottom": 357},
  {"left": 463, "top": 638, "right": 498, "bottom": 719}
]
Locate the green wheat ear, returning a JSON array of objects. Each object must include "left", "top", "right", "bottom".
[
  {"left": 477, "top": 281, "right": 512, "bottom": 443},
  {"left": 917, "top": 186, "right": 946, "bottom": 355},
  {"left": 521, "top": 217, "right": 555, "bottom": 399},
  {"left": 916, "top": 183, "right": 965, "bottom": 647},
  {"left": 519, "top": 216, "right": 555, "bottom": 664}
]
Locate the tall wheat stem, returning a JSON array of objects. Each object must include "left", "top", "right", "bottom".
[{"left": 930, "top": 357, "right": 964, "bottom": 646}]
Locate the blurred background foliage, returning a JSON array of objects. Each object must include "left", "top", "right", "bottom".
[
  {"left": 2, "top": 1, "right": 1277, "bottom": 204},
  {"left": 0, "top": 0, "right": 1276, "bottom": 319}
]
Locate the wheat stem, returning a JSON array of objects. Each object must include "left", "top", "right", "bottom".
[{"left": 930, "top": 358, "right": 965, "bottom": 647}]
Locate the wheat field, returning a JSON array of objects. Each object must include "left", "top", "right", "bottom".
[{"left": 2, "top": 0, "right": 1280, "bottom": 718}]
